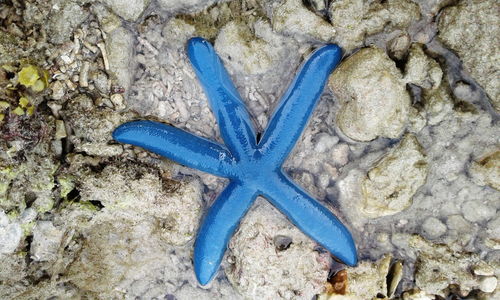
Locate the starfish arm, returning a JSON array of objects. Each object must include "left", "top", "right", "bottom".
[
  {"left": 113, "top": 120, "right": 235, "bottom": 178},
  {"left": 187, "top": 37, "right": 258, "bottom": 159},
  {"left": 259, "top": 44, "right": 342, "bottom": 165},
  {"left": 194, "top": 181, "right": 257, "bottom": 285},
  {"left": 261, "top": 171, "right": 357, "bottom": 266}
]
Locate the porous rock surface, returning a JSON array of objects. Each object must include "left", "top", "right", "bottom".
[
  {"left": 404, "top": 44, "right": 442, "bottom": 90},
  {"left": 412, "top": 235, "right": 498, "bottom": 297},
  {"left": 361, "top": 134, "right": 428, "bottom": 218},
  {"left": 79, "top": 162, "right": 204, "bottom": 245},
  {"left": 438, "top": 0, "right": 500, "bottom": 111},
  {"left": 100, "top": 0, "right": 149, "bottom": 21},
  {"left": 226, "top": 198, "right": 332, "bottom": 300},
  {"left": 269, "top": 0, "right": 336, "bottom": 43},
  {"left": 329, "top": 47, "right": 411, "bottom": 142}
]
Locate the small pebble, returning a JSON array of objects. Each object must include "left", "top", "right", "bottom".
[
  {"left": 51, "top": 81, "right": 65, "bottom": 100},
  {"left": 479, "top": 276, "right": 497, "bottom": 293},
  {"left": 110, "top": 93, "right": 126, "bottom": 110},
  {"left": 55, "top": 120, "right": 67, "bottom": 140},
  {"left": 422, "top": 217, "right": 447, "bottom": 239}
]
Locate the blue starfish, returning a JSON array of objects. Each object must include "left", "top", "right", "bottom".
[{"left": 113, "top": 37, "right": 357, "bottom": 285}]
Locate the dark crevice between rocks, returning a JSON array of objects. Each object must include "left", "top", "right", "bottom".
[
  {"left": 24, "top": 234, "right": 33, "bottom": 266},
  {"left": 407, "top": 83, "right": 423, "bottom": 108},
  {"left": 66, "top": 188, "right": 81, "bottom": 203},
  {"left": 302, "top": 0, "right": 331, "bottom": 23},
  {"left": 62, "top": 187, "right": 104, "bottom": 211},
  {"left": 89, "top": 200, "right": 104, "bottom": 210},
  {"left": 425, "top": 39, "right": 499, "bottom": 121}
]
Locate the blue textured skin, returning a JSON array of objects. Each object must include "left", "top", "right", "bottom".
[{"left": 113, "top": 37, "right": 357, "bottom": 285}]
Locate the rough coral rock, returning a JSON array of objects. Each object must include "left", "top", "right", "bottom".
[
  {"left": 469, "top": 150, "right": 500, "bottom": 191},
  {"left": 328, "top": 0, "right": 420, "bottom": 51},
  {"left": 79, "top": 162, "right": 203, "bottom": 245},
  {"left": 157, "top": 0, "right": 222, "bottom": 14},
  {"left": 318, "top": 255, "right": 393, "bottom": 299},
  {"left": 64, "top": 94, "right": 132, "bottom": 156},
  {"left": 0, "top": 133, "right": 59, "bottom": 213},
  {"left": 404, "top": 44, "right": 442, "bottom": 90},
  {"left": 225, "top": 198, "right": 332, "bottom": 300},
  {"left": 215, "top": 21, "right": 282, "bottom": 75},
  {"left": 270, "top": 0, "right": 336, "bottom": 43},
  {"left": 105, "top": 26, "right": 135, "bottom": 96},
  {"left": 438, "top": 0, "right": 500, "bottom": 111},
  {"left": 361, "top": 134, "right": 428, "bottom": 218},
  {"left": 412, "top": 235, "right": 496, "bottom": 297},
  {"left": 65, "top": 217, "right": 188, "bottom": 298},
  {"left": 100, "top": 0, "right": 150, "bottom": 21},
  {"left": 30, "top": 221, "right": 64, "bottom": 262},
  {"left": 422, "top": 85, "right": 454, "bottom": 126},
  {"left": 0, "top": 211, "right": 22, "bottom": 255},
  {"left": 329, "top": 47, "right": 411, "bottom": 141},
  {"left": 47, "top": 1, "right": 89, "bottom": 44}
]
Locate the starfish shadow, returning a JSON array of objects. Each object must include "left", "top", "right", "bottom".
[{"left": 113, "top": 37, "right": 357, "bottom": 285}]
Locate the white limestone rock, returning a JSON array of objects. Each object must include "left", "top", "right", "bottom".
[
  {"left": 328, "top": 0, "right": 420, "bottom": 51},
  {"left": 469, "top": 150, "right": 500, "bottom": 191},
  {"left": 401, "top": 289, "right": 434, "bottom": 300},
  {"left": 47, "top": 1, "right": 89, "bottom": 44},
  {"left": 215, "top": 21, "right": 282, "bottom": 75},
  {"left": 412, "top": 235, "right": 493, "bottom": 297},
  {"left": 404, "top": 44, "right": 443, "bottom": 90},
  {"left": 162, "top": 18, "right": 196, "bottom": 49},
  {"left": 444, "top": 214, "right": 474, "bottom": 249},
  {"left": 422, "top": 85, "right": 454, "bottom": 126},
  {"left": 0, "top": 211, "right": 22, "bottom": 255},
  {"left": 64, "top": 217, "right": 189, "bottom": 298},
  {"left": 157, "top": 0, "right": 221, "bottom": 14},
  {"left": 173, "top": 282, "right": 242, "bottom": 300},
  {"left": 438, "top": 0, "right": 500, "bottom": 111},
  {"left": 478, "top": 276, "right": 497, "bottom": 293},
  {"left": 361, "top": 134, "right": 428, "bottom": 218},
  {"left": 225, "top": 198, "right": 332, "bottom": 300},
  {"left": 105, "top": 26, "right": 134, "bottom": 96},
  {"left": 100, "top": 0, "right": 150, "bottom": 21},
  {"left": 79, "top": 162, "right": 203, "bottom": 245},
  {"left": 486, "top": 216, "right": 500, "bottom": 250},
  {"left": 92, "top": 2, "right": 122, "bottom": 33},
  {"left": 270, "top": 0, "right": 336, "bottom": 43},
  {"left": 30, "top": 221, "right": 64, "bottom": 262},
  {"left": 317, "top": 255, "right": 393, "bottom": 300},
  {"left": 329, "top": 47, "right": 411, "bottom": 142}
]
